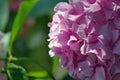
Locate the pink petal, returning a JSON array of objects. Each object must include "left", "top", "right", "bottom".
[
  {"left": 92, "top": 67, "right": 106, "bottom": 80},
  {"left": 113, "top": 40, "right": 120, "bottom": 55}
]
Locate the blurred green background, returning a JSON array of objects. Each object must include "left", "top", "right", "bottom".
[{"left": 0, "top": 0, "right": 75, "bottom": 80}]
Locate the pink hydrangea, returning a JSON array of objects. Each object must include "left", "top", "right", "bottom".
[{"left": 48, "top": 0, "right": 120, "bottom": 80}]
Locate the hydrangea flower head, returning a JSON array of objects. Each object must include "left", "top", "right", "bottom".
[{"left": 48, "top": 0, "right": 120, "bottom": 80}]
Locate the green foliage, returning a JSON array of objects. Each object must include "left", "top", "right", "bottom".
[
  {"left": 9, "top": 0, "right": 38, "bottom": 54},
  {"left": 52, "top": 57, "right": 59, "bottom": 74},
  {"left": 7, "top": 63, "right": 28, "bottom": 80},
  {"left": 0, "top": 0, "right": 9, "bottom": 31},
  {"left": 27, "top": 71, "right": 51, "bottom": 80}
]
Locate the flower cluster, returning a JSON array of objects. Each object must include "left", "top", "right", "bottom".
[{"left": 48, "top": 0, "right": 120, "bottom": 80}]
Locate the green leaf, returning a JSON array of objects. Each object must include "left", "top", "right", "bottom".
[
  {"left": 27, "top": 71, "right": 54, "bottom": 80},
  {"left": 52, "top": 57, "right": 59, "bottom": 74},
  {"left": 9, "top": 0, "right": 38, "bottom": 55},
  {"left": 7, "top": 63, "right": 28, "bottom": 80},
  {"left": 27, "top": 71, "right": 48, "bottom": 78},
  {"left": 0, "top": 0, "right": 9, "bottom": 31}
]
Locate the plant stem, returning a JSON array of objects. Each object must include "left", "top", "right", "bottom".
[
  {"left": 7, "top": 70, "right": 13, "bottom": 80},
  {"left": 8, "top": 49, "right": 13, "bottom": 59}
]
